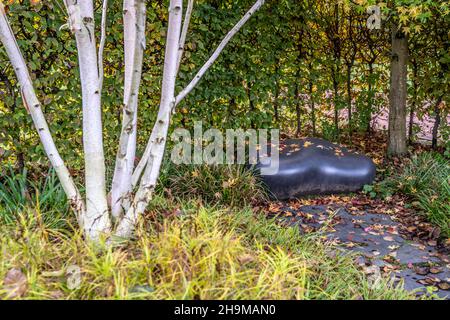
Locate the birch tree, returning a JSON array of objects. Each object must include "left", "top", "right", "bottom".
[{"left": 0, "top": 0, "right": 266, "bottom": 241}]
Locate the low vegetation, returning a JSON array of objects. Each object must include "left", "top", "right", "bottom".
[
  {"left": 158, "top": 162, "right": 268, "bottom": 207},
  {"left": 0, "top": 167, "right": 69, "bottom": 229},
  {"left": 368, "top": 152, "right": 450, "bottom": 238},
  {"left": 0, "top": 167, "right": 414, "bottom": 300},
  {"left": 0, "top": 202, "right": 414, "bottom": 300}
]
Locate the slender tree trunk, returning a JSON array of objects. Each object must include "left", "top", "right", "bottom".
[
  {"left": 115, "top": 0, "right": 183, "bottom": 238},
  {"left": 388, "top": 27, "right": 408, "bottom": 156},
  {"left": 366, "top": 63, "right": 374, "bottom": 133},
  {"left": 308, "top": 79, "right": 316, "bottom": 136},
  {"left": 111, "top": 0, "right": 146, "bottom": 220},
  {"left": 295, "top": 81, "right": 301, "bottom": 137},
  {"left": 431, "top": 95, "right": 443, "bottom": 150},
  {"left": 408, "top": 106, "right": 414, "bottom": 144},
  {"left": 408, "top": 62, "right": 418, "bottom": 144},
  {"left": 332, "top": 70, "right": 339, "bottom": 139},
  {"left": 346, "top": 63, "right": 352, "bottom": 135},
  {"left": 67, "top": 1, "right": 110, "bottom": 239},
  {"left": 274, "top": 79, "right": 280, "bottom": 124},
  {"left": 98, "top": 0, "right": 108, "bottom": 91},
  {"left": 176, "top": 0, "right": 194, "bottom": 73},
  {"left": 345, "top": 10, "right": 356, "bottom": 136},
  {"left": 332, "top": 3, "right": 341, "bottom": 140}
]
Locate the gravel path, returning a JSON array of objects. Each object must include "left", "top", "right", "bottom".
[{"left": 271, "top": 203, "right": 450, "bottom": 299}]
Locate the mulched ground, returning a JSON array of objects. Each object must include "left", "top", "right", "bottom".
[
  {"left": 262, "top": 194, "right": 450, "bottom": 299},
  {"left": 259, "top": 131, "right": 449, "bottom": 299}
]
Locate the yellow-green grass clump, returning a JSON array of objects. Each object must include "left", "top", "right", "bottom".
[{"left": 0, "top": 201, "right": 412, "bottom": 300}]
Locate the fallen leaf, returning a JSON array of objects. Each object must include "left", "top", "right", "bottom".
[
  {"left": 344, "top": 242, "right": 358, "bottom": 248},
  {"left": 411, "top": 243, "right": 426, "bottom": 250},
  {"left": 49, "top": 290, "right": 64, "bottom": 299},
  {"left": 388, "top": 251, "right": 397, "bottom": 258},
  {"left": 414, "top": 266, "right": 430, "bottom": 276},
  {"left": 438, "top": 282, "right": 450, "bottom": 290},
  {"left": 429, "top": 267, "right": 443, "bottom": 274},
  {"left": 386, "top": 226, "right": 399, "bottom": 235},
  {"left": 3, "top": 268, "right": 27, "bottom": 299},
  {"left": 427, "top": 240, "right": 437, "bottom": 246},
  {"left": 363, "top": 265, "right": 380, "bottom": 275},
  {"left": 237, "top": 254, "right": 255, "bottom": 265}
]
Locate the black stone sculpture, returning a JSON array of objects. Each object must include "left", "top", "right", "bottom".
[{"left": 255, "top": 138, "right": 376, "bottom": 199}]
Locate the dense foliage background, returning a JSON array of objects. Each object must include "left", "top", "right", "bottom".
[{"left": 0, "top": 0, "right": 448, "bottom": 174}]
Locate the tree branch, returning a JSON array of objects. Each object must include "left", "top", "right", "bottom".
[
  {"left": 174, "top": 0, "right": 265, "bottom": 106},
  {"left": 0, "top": 2, "right": 85, "bottom": 226},
  {"left": 98, "top": 0, "right": 108, "bottom": 91},
  {"left": 176, "top": 0, "right": 194, "bottom": 74}
]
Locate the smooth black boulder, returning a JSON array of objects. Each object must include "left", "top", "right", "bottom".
[{"left": 255, "top": 138, "right": 376, "bottom": 199}]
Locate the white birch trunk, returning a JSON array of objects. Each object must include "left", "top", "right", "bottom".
[
  {"left": 0, "top": 3, "right": 85, "bottom": 227},
  {"left": 98, "top": 0, "right": 108, "bottom": 91},
  {"left": 176, "top": 0, "right": 194, "bottom": 73},
  {"left": 65, "top": 0, "right": 110, "bottom": 240},
  {"left": 115, "top": 0, "right": 183, "bottom": 238},
  {"left": 110, "top": 0, "right": 146, "bottom": 220}
]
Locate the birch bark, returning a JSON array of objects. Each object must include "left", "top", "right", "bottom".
[
  {"left": 388, "top": 26, "right": 408, "bottom": 156},
  {"left": 115, "top": 0, "right": 183, "bottom": 238},
  {"left": 110, "top": 0, "right": 146, "bottom": 220},
  {"left": 98, "top": 0, "right": 108, "bottom": 91},
  {"left": 176, "top": 0, "right": 194, "bottom": 73}
]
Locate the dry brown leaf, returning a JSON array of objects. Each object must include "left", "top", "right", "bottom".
[
  {"left": 3, "top": 268, "right": 27, "bottom": 299},
  {"left": 237, "top": 254, "right": 255, "bottom": 265},
  {"left": 429, "top": 267, "right": 443, "bottom": 274},
  {"left": 427, "top": 240, "right": 437, "bottom": 246},
  {"left": 437, "top": 282, "right": 450, "bottom": 290}
]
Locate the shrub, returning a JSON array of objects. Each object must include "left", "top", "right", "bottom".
[
  {"left": 158, "top": 163, "right": 268, "bottom": 207},
  {"left": 0, "top": 204, "right": 412, "bottom": 300},
  {"left": 376, "top": 153, "right": 450, "bottom": 237}
]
